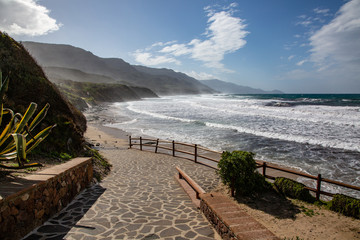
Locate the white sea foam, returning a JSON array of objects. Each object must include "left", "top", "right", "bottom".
[{"left": 123, "top": 99, "right": 360, "bottom": 152}]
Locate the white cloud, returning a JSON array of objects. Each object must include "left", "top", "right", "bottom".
[
  {"left": 297, "top": 20, "right": 313, "bottom": 27},
  {"left": 0, "top": 0, "right": 61, "bottom": 36},
  {"left": 159, "top": 44, "right": 191, "bottom": 56},
  {"left": 185, "top": 71, "right": 216, "bottom": 80},
  {"left": 288, "top": 55, "right": 295, "bottom": 61},
  {"left": 313, "top": 8, "right": 330, "bottom": 16},
  {"left": 189, "top": 8, "right": 248, "bottom": 69},
  {"left": 296, "top": 59, "right": 307, "bottom": 66},
  {"left": 279, "top": 0, "right": 360, "bottom": 93},
  {"left": 132, "top": 3, "right": 248, "bottom": 71},
  {"left": 309, "top": 0, "right": 360, "bottom": 71},
  {"left": 132, "top": 51, "right": 180, "bottom": 66}
]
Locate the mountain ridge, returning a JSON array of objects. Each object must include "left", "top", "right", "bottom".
[
  {"left": 23, "top": 42, "right": 215, "bottom": 95},
  {"left": 201, "top": 79, "right": 283, "bottom": 94}
]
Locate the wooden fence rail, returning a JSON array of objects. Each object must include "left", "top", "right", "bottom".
[
  {"left": 129, "top": 136, "right": 360, "bottom": 200},
  {"left": 176, "top": 167, "right": 205, "bottom": 199}
]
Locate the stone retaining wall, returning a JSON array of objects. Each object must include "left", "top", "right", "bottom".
[
  {"left": 200, "top": 192, "right": 279, "bottom": 240},
  {"left": 0, "top": 157, "right": 93, "bottom": 240}
]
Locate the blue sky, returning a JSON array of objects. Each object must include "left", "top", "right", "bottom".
[{"left": 0, "top": 0, "right": 359, "bottom": 93}]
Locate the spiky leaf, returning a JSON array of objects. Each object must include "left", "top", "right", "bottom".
[{"left": 12, "top": 133, "right": 26, "bottom": 165}]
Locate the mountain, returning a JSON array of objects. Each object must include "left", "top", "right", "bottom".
[
  {"left": 133, "top": 65, "right": 214, "bottom": 94},
  {"left": 201, "top": 79, "right": 283, "bottom": 94},
  {"left": 23, "top": 42, "right": 215, "bottom": 95},
  {"left": 0, "top": 32, "right": 86, "bottom": 153}
]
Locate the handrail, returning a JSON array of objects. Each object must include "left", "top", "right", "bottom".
[
  {"left": 129, "top": 135, "right": 360, "bottom": 200},
  {"left": 176, "top": 166, "right": 205, "bottom": 199}
]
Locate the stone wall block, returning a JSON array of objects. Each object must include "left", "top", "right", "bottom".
[{"left": 0, "top": 157, "right": 92, "bottom": 240}]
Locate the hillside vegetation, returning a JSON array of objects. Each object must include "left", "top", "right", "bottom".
[
  {"left": 0, "top": 31, "right": 86, "bottom": 153},
  {"left": 56, "top": 79, "right": 158, "bottom": 111}
]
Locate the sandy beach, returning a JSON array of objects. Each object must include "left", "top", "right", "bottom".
[{"left": 85, "top": 122, "right": 360, "bottom": 240}]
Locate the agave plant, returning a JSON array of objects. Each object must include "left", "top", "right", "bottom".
[{"left": 0, "top": 71, "right": 56, "bottom": 169}]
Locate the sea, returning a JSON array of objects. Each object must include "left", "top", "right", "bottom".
[{"left": 98, "top": 94, "right": 360, "bottom": 198}]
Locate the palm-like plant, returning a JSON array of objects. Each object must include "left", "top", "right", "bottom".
[{"left": 0, "top": 71, "right": 56, "bottom": 169}]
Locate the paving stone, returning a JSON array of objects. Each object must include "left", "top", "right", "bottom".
[
  {"left": 143, "top": 233, "right": 160, "bottom": 239},
  {"left": 22, "top": 234, "right": 43, "bottom": 240},
  {"left": 22, "top": 148, "right": 220, "bottom": 239},
  {"left": 37, "top": 224, "right": 70, "bottom": 233},
  {"left": 176, "top": 224, "right": 191, "bottom": 231},
  {"left": 194, "top": 226, "right": 215, "bottom": 237},
  {"left": 160, "top": 227, "right": 181, "bottom": 237},
  {"left": 185, "top": 230, "right": 197, "bottom": 238}
]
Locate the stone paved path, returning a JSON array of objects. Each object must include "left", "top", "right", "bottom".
[{"left": 23, "top": 146, "right": 221, "bottom": 239}]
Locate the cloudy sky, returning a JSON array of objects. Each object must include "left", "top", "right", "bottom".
[{"left": 0, "top": 0, "right": 359, "bottom": 93}]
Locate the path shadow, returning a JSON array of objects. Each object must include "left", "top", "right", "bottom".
[
  {"left": 234, "top": 189, "right": 301, "bottom": 219},
  {"left": 23, "top": 184, "right": 106, "bottom": 240}
]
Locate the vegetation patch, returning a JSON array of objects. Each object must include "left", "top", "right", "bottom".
[
  {"left": 329, "top": 194, "right": 360, "bottom": 219},
  {"left": 274, "top": 177, "right": 316, "bottom": 203},
  {"left": 217, "top": 150, "right": 270, "bottom": 196},
  {"left": 84, "top": 146, "right": 111, "bottom": 182}
]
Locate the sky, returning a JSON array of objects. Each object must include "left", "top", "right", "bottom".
[{"left": 0, "top": 0, "right": 359, "bottom": 93}]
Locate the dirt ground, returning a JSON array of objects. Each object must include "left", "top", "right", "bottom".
[{"left": 213, "top": 184, "right": 360, "bottom": 240}]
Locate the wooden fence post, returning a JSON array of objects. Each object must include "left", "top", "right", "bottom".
[
  {"left": 172, "top": 140, "right": 175, "bottom": 156},
  {"left": 231, "top": 178, "right": 235, "bottom": 197},
  {"left": 129, "top": 136, "right": 132, "bottom": 148},
  {"left": 316, "top": 174, "right": 322, "bottom": 200},
  {"left": 263, "top": 162, "right": 267, "bottom": 177},
  {"left": 194, "top": 144, "right": 197, "bottom": 163},
  {"left": 140, "top": 137, "right": 142, "bottom": 151},
  {"left": 155, "top": 139, "right": 159, "bottom": 153}
]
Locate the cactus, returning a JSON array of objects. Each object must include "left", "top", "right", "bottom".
[{"left": 0, "top": 71, "right": 56, "bottom": 169}]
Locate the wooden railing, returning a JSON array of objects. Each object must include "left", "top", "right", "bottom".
[
  {"left": 257, "top": 162, "right": 360, "bottom": 200},
  {"left": 176, "top": 167, "right": 205, "bottom": 199},
  {"left": 129, "top": 136, "right": 360, "bottom": 200},
  {"left": 129, "top": 136, "right": 220, "bottom": 169}
]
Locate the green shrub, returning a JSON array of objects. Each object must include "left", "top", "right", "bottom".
[
  {"left": 274, "top": 177, "right": 315, "bottom": 203},
  {"left": 217, "top": 150, "right": 269, "bottom": 196},
  {"left": 59, "top": 152, "right": 72, "bottom": 160},
  {"left": 329, "top": 194, "right": 360, "bottom": 219}
]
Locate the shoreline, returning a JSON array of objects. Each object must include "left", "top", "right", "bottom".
[{"left": 86, "top": 121, "right": 305, "bottom": 181}]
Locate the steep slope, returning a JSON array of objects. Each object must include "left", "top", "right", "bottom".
[
  {"left": 0, "top": 32, "right": 86, "bottom": 153},
  {"left": 44, "top": 66, "right": 119, "bottom": 84},
  {"left": 23, "top": 42, "right": 215, "bottom": 95},
  {"left": 201, "top": 79, "right": 283, "bottom": 94},
  {"left": 56, "top": 79, "right": 158, "bottom": 111}
]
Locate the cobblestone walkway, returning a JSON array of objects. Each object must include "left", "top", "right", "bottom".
[{"left": 23, "top": 148, "right": 221, "bottom": 239}]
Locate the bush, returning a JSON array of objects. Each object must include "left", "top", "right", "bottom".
[
  {"left": 329, "top": 194, "right": 360, "bottom": 219},
  {"left": 217, "top": 150, "right": 269, "bottom": 196},
  {"left": 274, "top": 177, "right": 315, "bottom": 203}
]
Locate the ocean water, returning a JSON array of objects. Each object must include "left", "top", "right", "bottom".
[{"left": 101, "top": 94, "right": 360, "bottom": 198}]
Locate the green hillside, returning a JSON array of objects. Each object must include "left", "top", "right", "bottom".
[
  {"left": 0, "top": 31, "right": 86, "bottom": 153},
  {"left": 56, "top": 79, "right": 158, "bottom": 111}
]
